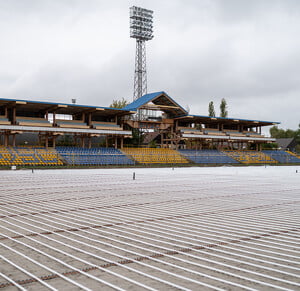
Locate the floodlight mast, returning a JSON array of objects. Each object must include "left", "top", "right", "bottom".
[{"left": 130, "top": 6, "right": 153, "bottom": 100}]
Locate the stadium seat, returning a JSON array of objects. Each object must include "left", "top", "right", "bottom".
[
  {"left": 179, "top": 149, "right": 239, "bottom": 164},
  {"left": 224, "top": 150, "right": 277, "bottom": 164},
  {"left": 0, "top": 146, "right": 63, "bottom": 166},
  {"left": 122, "top": 148, "right": 189, "bottom": 164},
  {"left": 56, "top": 147, "right": 134, "bottom": 165},
  {"left": 263, "top": 150, "right": 300, "bottom": 163}
]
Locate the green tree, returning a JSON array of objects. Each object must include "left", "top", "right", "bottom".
[
  {"left": 270, "top": 125, "right": 300, "bottom": 144},
  {"left": 220, "top": 98, "right": 228, "bottom": 118},
  {"left": 208, "top": 101, "right": 215, "bottom": 117},
  {"left": 270, "top": 126, "right": 297, "bottom": 138},
  {"left": 109, "top": 98, "right": 129, "bottom": 109}
]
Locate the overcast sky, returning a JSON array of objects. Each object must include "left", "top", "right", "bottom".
[{"left": 0, "top": 0, "right": 299, "bottom": 131}]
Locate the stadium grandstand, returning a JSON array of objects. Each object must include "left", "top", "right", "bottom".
[{"left": 0, "top": 92, "right": 299, "bottom": 167}]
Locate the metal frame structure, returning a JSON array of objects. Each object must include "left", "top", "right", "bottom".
[{"left": 130, "top": 6, "right": 154, "bottom": 100}]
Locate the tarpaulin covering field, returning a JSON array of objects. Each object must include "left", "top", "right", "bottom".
[{"left": 0, "top": 166, "right": 299, "bottom": 290}]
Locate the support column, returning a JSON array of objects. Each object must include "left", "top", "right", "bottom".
[
  {"left": 45, "top": 135, "right": 49, "bottom": 149},
  {"left": 88, "top": 137, "right": 92, "bottom": 149},
  {"left": 114, "top": 136, "right": 118, "bottom": 149},
  {"left": 4, "top": 134, "right": 9, "bottom": 146},
  {"left": 88, "top": 113, "right": 92, "bottom": 126},
  {"left": 12, "top": 134, "right": 16, "bottom": 147},
  {"left": 120, "top": 137, "right": 124, "bottom": 149},
  {"left": 81, "top": 136, "right": 84, "bottom": 148},
  {"left": 106, "top": 136, "right": 108, "bottom": 148},
  {"left": 12, "top": 107, "right": 16, "bottom": 124},
  {"left": 53, "top": 136, "right": 56, "bottom": 149}
]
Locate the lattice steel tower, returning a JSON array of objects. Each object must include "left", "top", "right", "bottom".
[{"left": 130, "top": 6, "right": 154, "bottom": 100}]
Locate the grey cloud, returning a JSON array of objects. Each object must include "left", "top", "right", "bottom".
[{"left": 0, "top": 0, "right": 299, "bottom": 130}]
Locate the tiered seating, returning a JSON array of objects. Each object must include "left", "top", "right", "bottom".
[
  {"left": 0, "top": 147, "right": 63, "bottom": 166},
  {"left": 224, "top": 151, "right": 277, "bottom": 164},
  {"left": 263, "top": 150, "right": 300, "bottom": 163},
  {"left": 224, "top": 130, "right": 246, "bottom": 137},
  {"left": 55, "top": 119, "right": 89, "bottom": 129},
  {"left": 122, "top": 148, "right": 189, "bottom": 164},
  {"left": 91, "top": 121, "right": 122, "bottom": 131},
  {"left": 0, "top": 147, "right": 12, "bottom": 166},
  {"left": 179, "top": 149, "right": 239, "bottom": 164},
  {"left": 16, "top": 116, "right": 51, "bottom": 127},
  {"left": 56, "top": 147, "right": 134, "bottom": 165},
  {"left": 204, "top": 128, "right": 226, "bottom": 136},
  {"left": 243, "top": 131, "right": 264, "bottom": 138},
  {"left": 179, "top": 127, "right": 203, "bottom": 134},
  {"left": 0, "top": 115, "right": 10, "bottom": 125}
]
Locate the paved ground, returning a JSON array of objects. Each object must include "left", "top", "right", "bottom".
[{"left": 0, "top": 166, "right": 299, "bottom": 290}]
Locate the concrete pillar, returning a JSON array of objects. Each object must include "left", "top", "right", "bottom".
[
  {"left": 120, "top": 137, "right": 124, "bottom": 149},
  {"left": 88, "top": 137, "right": 92, "bottom": 149},
  {"left": 12, "top": 134, "right": 16, "bottom": 147},
  {"left": 53, "top": 136, "right": 56, "bottom": 149},
  {"left": 106, "top": 136, "right": 108, "bottom": 148},
  {"left": 114, "top": 136, "right": 118, "bottom": 149}
]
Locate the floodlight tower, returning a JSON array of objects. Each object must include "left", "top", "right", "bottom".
[{"left": 130, "top": 6, "right": 154, "bottom": 100}]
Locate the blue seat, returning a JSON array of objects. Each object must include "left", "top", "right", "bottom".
[
  {"left": 178, "top": 149, "right": 239, "bottom": 164},
  {"left": 56, "top": 147, "right": 134, "bottom": 165}
]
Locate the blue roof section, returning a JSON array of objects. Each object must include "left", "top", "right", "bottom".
[
  {"left": 0, "top": 97, "right": 129, "bottom": 112},
  {"left": 123, "top": 91, "right": 188, "bottom": 114},
  {"left": 188, "top": 114, "right": 280, "bottom": 124},
  {"left": 123, "top": 92, "right": 165, "bottom": 111}
]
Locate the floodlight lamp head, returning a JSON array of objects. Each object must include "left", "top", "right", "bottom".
[{"left": 130, "top": 6, "right": 154, "bottom": 41}]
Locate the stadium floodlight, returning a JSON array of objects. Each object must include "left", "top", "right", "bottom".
[
  {"left": 130, "top": 6, "right": 154, "bottom": 41},
  {"left": 130, "top": 6, "right": 154, "bottom": 100}
]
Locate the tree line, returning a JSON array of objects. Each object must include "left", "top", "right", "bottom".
[{"left": 208, "top": 98, "right": 228, "bottom": 118}]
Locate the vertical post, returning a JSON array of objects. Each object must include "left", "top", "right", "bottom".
[
  {"left": 4, "top": 133, "right": 9, "bottom": 146},
  {"left": 106, "top": 136, "right": 108, "bottom": 148},
  {"left": 88, "top": 136, "right": 92, "bottom": 149},
  {"left": 12, "top": 134, "right": 16, "bottom": 147},
  {"left": 53, "top": 135, "right": 56, "bottom": 149},
  {"left": 45, "top": 135, "right": 49, "bottom": 149},
  {"left": 120, "top": 136, "right": 124, "bottom": 149},
  {"left": 81, "top": 136, "right": 84, "bottom": 148},
  {"left": 12, "top": 107, "right": 16, "bottom": 125},
  {"left": 88, "top": 113, "right": 92, "bottom": 126},
  {"left": 114, "top": 136, "right": 118, "bottom": 149}
]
